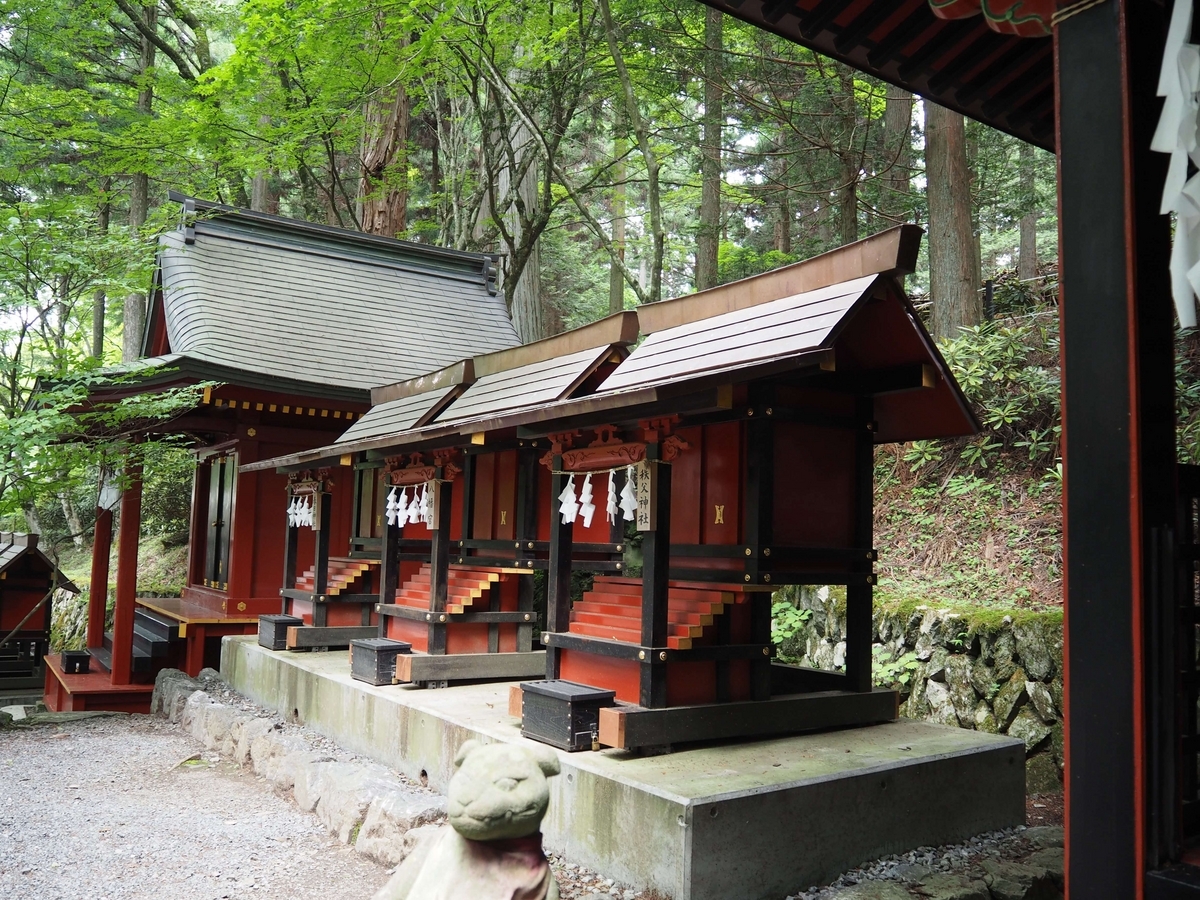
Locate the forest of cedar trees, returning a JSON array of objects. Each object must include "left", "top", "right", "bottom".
[{"left": 0, "top": 0, "right": 1160, "bottom": 614}]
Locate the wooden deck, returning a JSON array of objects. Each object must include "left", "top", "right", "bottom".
[
  {"left": 136, "top": 597, "right": 260, "bottom": 675},
  {"left": 42, "top": 655, "right": 153, "bottom": 714}
]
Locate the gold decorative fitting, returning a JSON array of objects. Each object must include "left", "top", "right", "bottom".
[
  {"left": 744, "top": 574, "right": 751, "bottom": 582},
  {"left": 515, "top": 541, "right": 521, "bottom": 549},
  {"left": 458, "top": 557, "right": 464, "bottom": 563},
  {"left": 237, "top": 602, "right": 247, "bottom": 612},
  {"left": 440, "top": 614, "right": 447, "bottom": 623},
  {"left": 744, "top": 547, "right": 752, "bottom": 557},
  {"left": 616, "top": 544, "right": 624, "bottom": 551},
  {"left": 246, "top": 427, "right": 257, "bottom": 438},
  {"left": 658, "top": 651, "right": 667, "bottom": 661},
  {"left": 528, "top": 542, "right": 535, "bottom": 549},
  {"left": 615, "top": 562, "right": 622, "bottom": 569},
  {"left": 765, "top": 408, "right": 773, "bottom": 416},
  {"left": 637, "top": 650, "right": 646, "bottom": 660},
  {"left": 375, "top": 604, "right": 381, "bottom": 612},
  {"left": 524, "top": 614, "right": 531, "bottom": 621},
  {"left": 763, "top": 574, "right": 771, "bottom": 584},
  {"left": 747, "top": 408, "right": 755, "bottom": 416},
  {"left": 426, "top": 614, "right": 432, "bottom": 622},
  {"left": 762, "top": 647, "right": 770, "bottom": 656}
]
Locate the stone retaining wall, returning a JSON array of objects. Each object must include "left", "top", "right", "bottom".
[{"left": 776, "top": 587, "right": 1064, "bottom": 794}]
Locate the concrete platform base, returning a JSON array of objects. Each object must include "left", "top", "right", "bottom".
[{"left": 222, "top": 636, "right": 1026, "bottom": 900}]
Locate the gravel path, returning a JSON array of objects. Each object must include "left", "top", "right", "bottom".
[{"left": 0, "top": 715, "right": 390, "bottom": 900}]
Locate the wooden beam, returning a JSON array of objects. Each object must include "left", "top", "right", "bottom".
[
  {"left": 472, "top": 311, "right": 639, "bottom": 378},
  {"left": 597, "top": 688, "right": 898, "bottom": 751},
  {"left": 395, "top": 650, "right": 547, "bottom": 684},
  {"left": 371, "top": 359, "right": 475, "bottom": 405},
  {"left": 285, "top": 625, "right": 375, "bottom": 650}
]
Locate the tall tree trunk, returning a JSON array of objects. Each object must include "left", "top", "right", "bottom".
[
  {"left": 1018, "top": 141, "right": 1038, "bottom": 280},
  {"left": 599, "top": 0, "right": 663, "bottom": 304},
  {"left": 497, "top": 118, "right": 545, "bottom": 342},
  {"left": 359, "top": 65, "right": 410, "bottom": 237},
  {"left": 60, "top": 493, "right": 84, "bottom": 549},
  {"left": 251, "top": 113, "right": 280, "bottom": 214},
  {"left": 122, "top": 3, "right": 157, "bottom": 364},
  {"left": 926, "top": 102, "right": 980, "bottom": 340},
  {"left": 837, "top": 159, "right": 858, "bottom": 246},
  {"left": 609, "top": 118, "right": 627, "bottom": 315},
  {"left": 881, "top": 87, "right": 914, "bottom": 217},
  {"left": 695, "top": 6, "right": 723, "bottom": 291},
  {"left": 775, "top": 190, "right": 792, "bottom": 255},
  {"left": 93, "top": 181, "right": 110, "bottom": 360}
]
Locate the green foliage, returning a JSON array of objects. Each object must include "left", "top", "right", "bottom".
[
  {"left": 716, "top": 242, "right": 797, "bottom": 286},
  {"left": 770, "top": 598, "right": 812, "bottom": 646},
  {"left": 872, "top": 645, "right": 920, "bottom": 688}
]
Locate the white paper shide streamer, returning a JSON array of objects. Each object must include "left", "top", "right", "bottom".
[
  {"left": 578, "top": 474, "right": 596, "bottom": 528},
  {"left": 558, "top": 474, "right": 579, "bottom": 524},
  {"left": 619, "top": 465, "right": 638, "bottom": 522},
  {"left": 385, "top": 487, "right": 398, "bottom": 527},
  {"left": 605, "top": 471, "right": 619, "bottom": 525},
  {"left": 1153, "top": 0, "right": 1200, "bottom": 328}
]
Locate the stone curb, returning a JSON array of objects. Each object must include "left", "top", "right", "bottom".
[{"left": 152, "top": 668, "right": 445, "bottom": 867}]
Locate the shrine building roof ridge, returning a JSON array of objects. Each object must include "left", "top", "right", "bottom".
[
  {"left": 0, "top": 532, "right": 80, "bottom": 593},
  {"left": 241, "top": 226, "right": 976, "bottom": 474},
  {"left": 140, "top": 195, "right": 520, "bottom": 400}
]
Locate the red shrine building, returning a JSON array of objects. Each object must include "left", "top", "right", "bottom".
[
  {"left": 43, "top": 195, "right": 518, "bottom": 712},
  {"left": 245, "top": 225, "right": 979, "bottom": 751}
]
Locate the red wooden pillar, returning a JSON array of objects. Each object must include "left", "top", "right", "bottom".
[
  {"left": 86, "top": 507, "right": 113, "bottom": 650},
  {"left": 110, "top": 456, "right": 144, "bottom": 685}
]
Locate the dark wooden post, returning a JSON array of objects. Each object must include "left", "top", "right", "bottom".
[
  {"left": 311, "top": 488, "right": 331, "bottom": 628},
  {"left": 515, "top": 448, "right": 538, "bottom": 652},
  {"left": 110, "top": 453, "right": 143, "bottom": 685},
  {"left": 87, "top": 506, "right": 113, "bottom": 650},
  {"left": 744, "top": 389, "right": 774, "bottom": 701},
  {"left": 1057, "top": 0, "right": 1175, "bottom": 891},
  {"left": 844, "top": 396, "right": 875, "bottom": 693},
  {"left": 376, "top": 488, "right": 400, "bottom": 637},
  {"left": 545, "top": 458, "right": 573, "bottom": 679},
  {"left": 427, "top": 480, "right": 454, "bottom": 655},
  {"left": 640, "top": 444, "right": 672, "bottom": 709}
]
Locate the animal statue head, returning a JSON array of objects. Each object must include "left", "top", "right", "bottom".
[{"left": 447, "top": 740, "right": 561, "bottom": 842}]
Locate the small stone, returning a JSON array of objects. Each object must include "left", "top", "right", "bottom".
[
  {"left": 893, "top": 863, "right": 932, "bottom": 882},
  {"left": 991, "top": 626, "right": 1018, "bottom": 682},
  {"left": 993, "top": 669, "right": 1029, "bottom": 730},
  {"left": 1023, "top": 826, "right": 1064, "bottom": 850},
  {"left": 969, "top": 660, "right": 997, "bottom": 702},
  {"left": 925, "top": 680, "right": 959, "bottom": 727},
  {"left": 1025, "top": 752, "right": 1061, "bottom": 795},
  {"left": 1025, "top": 848, "right": 1064, "bottom": 890},
  {"left": 972, "top": 701, "right": 998, "bottom": 734},
  {"left": 912, "top": 873, "right": 990, "bottom": 900},
  {"left": 1014, "top": 621, "right": 1056, "bottom": 681},
  {"left": 827, "top": 882, "right": 913, "bottom": 900},
  {"left": 1026, "top": 682, "right": 1057, "bottom": 724},
  {"left": 980, "top": 859, "right": 1057, "bottom": 900},
  {"left": 1007, "top": 707, "right": 1053, "bottom": 752}
]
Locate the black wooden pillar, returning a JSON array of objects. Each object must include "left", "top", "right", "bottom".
[
  {"left": 312, "top": 489, "right": 331, "bottom": 628},
  {"left": 545, "top": 458, "right": 573, "bottom": 679},
  {"left": 1057, "top": 2, "right": 1174, "bottom": 895},
  {"left": 515, "top": 448, "right": 539, "bottom": 653},
  {"left": 376, "top": 490, "right": 400, "bottom": 638},
  {"left": 844, "top": 396, "right": 875, "bottom": 693},
  {"left": 427, "top": 479, "right": 454, "bottom": 655},
  {"left": 640, "top": 444, "right": 672, "bottom": 709},
  {"left": 281, "top": 490, "right": 298, "bottom": 616},
  {"left": 745, "top": 388, "right": 774, "bottom": 701}
]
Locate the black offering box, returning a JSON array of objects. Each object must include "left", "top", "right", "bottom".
[
  {"left": 349, "top": 637, "right": 413, "bottom": 686},
  {"left": 62, "top": 649, "right": 91, "bottom": 674},
  {"left": 258, "top": 614, "right": 303, "bottom": 651},
  {"left": 520, "top": 680, "right": 616, "bottom": 752}
]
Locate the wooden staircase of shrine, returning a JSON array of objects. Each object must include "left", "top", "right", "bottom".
[
  {"left": 567, "top": 576, "right": 732, "bottom": 649},
  {"left": 295, "top": 557, "right": 378, "bottom": 595},
  {"left": 393, "top": 563, "right": 512, "bottom": 613}
]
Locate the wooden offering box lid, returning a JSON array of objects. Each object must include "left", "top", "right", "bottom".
[
  {"left": 350, "top": 638, "right": 412, "bottom": 653},
  {"left": 521, "top": 680, "right": 615, "bottom": 704}
]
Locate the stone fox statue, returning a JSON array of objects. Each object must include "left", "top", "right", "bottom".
[{"left": 375, "top": 740, "right": 561, "bottom": 900}]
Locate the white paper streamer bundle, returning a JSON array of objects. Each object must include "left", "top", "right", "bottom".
[
  {"left": 579, "top": 474, "right": 596, "bottom": 528},
  {"left": 619, "top": 465, "right": 638, "bottom": 522},
  {"left": 385, "top": 487, "right": 398, "bottom": 527},
  {"left": 288, "top": 495, "right": 314, "bottom": 527},
  {"left": 1153, "top": 0, "right": 1200, "bottom": 327},
  {"left": 558, "top": 474, "right": 579, "bottom": 524},
  {"left": 605, "top": 471, "right": 619, "bottom": 525}
]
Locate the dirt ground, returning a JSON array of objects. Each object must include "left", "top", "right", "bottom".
[{"left": 0, "top": 715, "right": 390, "bottom": 900}]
